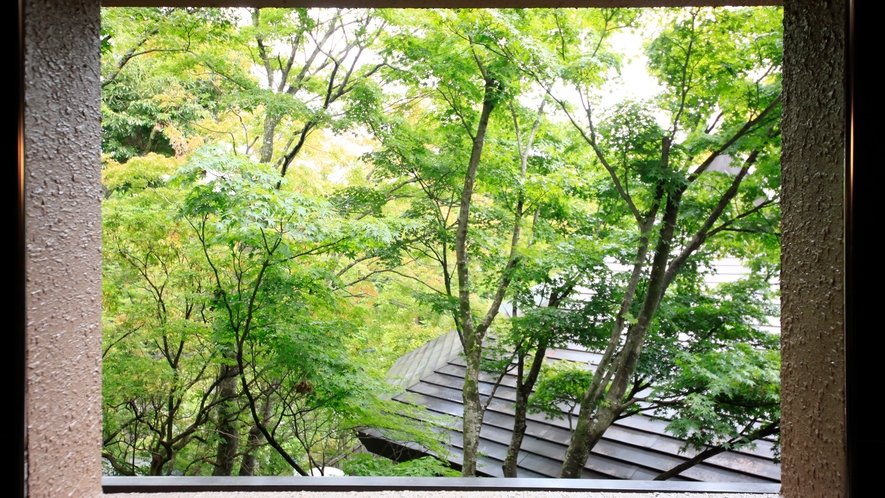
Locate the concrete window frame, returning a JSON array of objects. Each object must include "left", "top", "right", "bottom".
[{"left": 19, "top": 1, "right": 858, "bottom": 497}]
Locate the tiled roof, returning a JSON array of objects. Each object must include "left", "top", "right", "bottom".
[
  {"left": 362, "top": 260, "right": 780, "bottom": 482},
  {"left": 387, "top": 330, "right": 462, "bottom": 390},
  {"left": 363, "top": 336, "right": 780, "bottom": 482}
]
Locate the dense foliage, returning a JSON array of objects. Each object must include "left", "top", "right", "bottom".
[{"left": 102, "top": 6, "right": 781, "bottom": 479}]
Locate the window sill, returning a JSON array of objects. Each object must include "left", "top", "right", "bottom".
[{"left": 103, "top": 476, "right": 780, "bottom": 494}]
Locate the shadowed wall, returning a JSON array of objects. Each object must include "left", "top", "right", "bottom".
[{"left": 780, "top": 1, "right": 848, "bottom": 497}]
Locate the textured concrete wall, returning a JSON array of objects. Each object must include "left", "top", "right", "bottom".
[
  {"left": 23, "top": 0, "right": 103, "bottom": 497},
  {"left": 780, "top": 1, "right": 848, "bottom": 497}
]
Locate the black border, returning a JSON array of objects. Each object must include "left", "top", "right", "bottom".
[
  {"left": 845, "top": 0, "right": 879, "bottom": 495},
  {"left": 10, "top": 1, "right": 26, "bottom": 497}
]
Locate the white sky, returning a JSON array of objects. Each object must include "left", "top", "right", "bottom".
[{"left": 600, "top": 28, "right": 663, "bottom": 106}]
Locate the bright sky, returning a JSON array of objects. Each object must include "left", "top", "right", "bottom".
[{"left": 601, "top": 28, "right": 662, "bottom": 106}]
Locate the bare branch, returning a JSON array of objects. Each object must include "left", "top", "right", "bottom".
[{"left": 687, "top": 95, "right": 781, "bottom": 182}]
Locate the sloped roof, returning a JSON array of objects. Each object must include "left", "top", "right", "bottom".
[
  {"left": 387, "top": 328, "right": 463, "bottom": 391},
  {"left": 363, "top": 259, "right": 780, "bottom": 482},
  {"left": 366, "top": 333, "right": 780, "bottom": 482}
]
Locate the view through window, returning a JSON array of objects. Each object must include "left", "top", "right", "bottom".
[{"left": 100, "top": 6, "right": 783, "bottom": 484}]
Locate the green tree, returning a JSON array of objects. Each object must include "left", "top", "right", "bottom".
[
  {"left": 500, "top": 241, "right": 624, "bottom": 476},
  {"left": 101, "top": 145, "right": 445, "bottom": 477},
  {"left": 100, "top": 7, "right": 235, "bottom": 162},
  {"left": 651, "top": 342, "right": 780, "bottom": 480},
  {"left": 176, "top": 146, "right": 439, "bottom": 475},
  {"left": 243, "top": 8, "right": 387, "bottom": 176},
  {"left": 102, "top": 153, "right": 223, "bottom": 476},
  {"left": 369, "top": 9, "right": 563, "bottom": 475},
  {"left": 101, "top": 8, "right": 407, "bottom": 475},
  {"left": 522, "top": 7, "right": 783, "bottom": 477},
  {"left": 101, "top": 7, "right": 388, "bottom": 178},
  {"left": 99, "top": 7, "right": 782, "bottom": 479}
]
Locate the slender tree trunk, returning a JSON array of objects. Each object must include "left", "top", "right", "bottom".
[
  {"left": 456, "top": 78, "right": 498, "bottom": 477},
  {"left": 212, "top": 363, "right": 240, "bottom": 476},
  {"left": 501, "top": 103, "right": 547, "bottom": 478},
  {"left": 561, "top": 183, "right": 683, "bottom": 478},
  {"left": 259, "top": 113, "right": 281, "bottom": 164},
  {"left": 502, "top": 386, "right": 529, "bottom": 477},
  {"left": 656, "top": 446, "right": 728, "bottom": 481},
  {"left": 654, "top": 422, "right": 779, "bottom": 481},
  {"left": 460, "top": 333, "right": 484, "bottom": 477},
  {"left": 502, "top": 341, "right": 547, "bottom": 477},
  {"left": 238, "top": 392, "right": 274, "bottom": 476}
]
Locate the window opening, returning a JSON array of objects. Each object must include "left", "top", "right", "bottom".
[{"left": 99, "top": 5, "right": 783, "bottom": 490}]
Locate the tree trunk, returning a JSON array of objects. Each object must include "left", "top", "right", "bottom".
[
  {"left": 655, "top": 446, "right": 727, "bottom": 481},
  {"left": 460, "top": 338, "right": 483, "bottom": 477},
  {"left": 149, "top": 453, "right": 169, "bottom": 476},
  {"left": 212, "top": 363, "right": 241, "bottom": 476},
  {"left": 238, "top": 392, "right": 273, "bottom": 476},
  {"left": 502, "top": 386, "right": 529, "bottom": 477},
  {"left": 654, "top": 421, "right": 779, "bottom": 481},
  {"left": 560, "top": 395, "right": 619, "bottom": 477},
  {"left": 502, "top": 341, "right": 547, "bottom": 477},
  {"left": 561, "top": 184, "right": 683, "bottom": 478},
  {"left": 259, "top": 113, "right": 281, "bottom": 164},
  {"left": 455, "top": 77, "right": 498, "bottom": 477}
]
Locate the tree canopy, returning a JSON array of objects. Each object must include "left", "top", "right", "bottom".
[{"left": 101, "top": 6, "right": 781, "bottom": 479}]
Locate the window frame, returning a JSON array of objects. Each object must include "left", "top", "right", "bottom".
[{"left": 18, "top": 1, "right": 859, "bottom": 496}]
